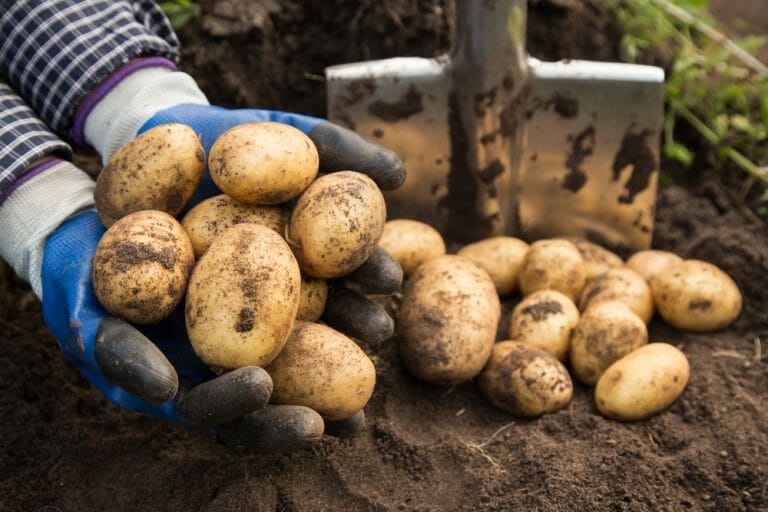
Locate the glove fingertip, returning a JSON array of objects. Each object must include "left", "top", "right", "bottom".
[
  {"left": 344, "top": 246, "right": 404, "bottom": 295},
  {"left": 309, "top": 121, "right": 406, "bottom": 190},
  {"left": 324, "top": 409, "right": 366, "bottom": 439},
  {"left": 322, "top": 287, "right": 395, "bottom": 344},
  {"left": 217, "top": 405, "right": 324, "bottom": 453},
  {"left": 94, "top": 317, "right": 179, "bottom": 404},
  {"left": 367, "top": 148, "right": 406, "bottom": 191},
  {"left": 177, "top": 366, "right": 273, "bottom": 426}
]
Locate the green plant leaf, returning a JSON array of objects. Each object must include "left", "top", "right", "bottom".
[
  {"left": 664, "top": 141, "right": 695, "bottom": 166},
  {"left": 160, "top": 0, "right": 200, "bottom": 30},
  {"left": 611, "top": 0, "right": 768, "bottom": 210},
  {"left": 729, "top": 114, "right": 753, "bottom": 134}
]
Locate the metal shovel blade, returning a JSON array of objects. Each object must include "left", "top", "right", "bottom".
[{"left": 326, "top": 0, "right": 665, "bottom": 252}]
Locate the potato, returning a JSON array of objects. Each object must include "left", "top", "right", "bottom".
[
  {"left": 518, "top": 239, "right": 586, "bottom": 301},
  {"left": 208, "top": 122, "right": 319, "bottom": 205},
  {"left": 569, "top": 301, "right": 648, "bottom": 385},
  {"left": 92, "top": 210, "right": 194, "bottom": 324},
  {"left": 625, "top": 250, "right": 683, "bottom": 283},
  {"left": 397, "top": 255, "right": 500, "bottom": 385},
  {"left": 181, "top": 194, "right": 288, "bottom": 258},
  {"left": 186, "top": 223, "right": 301, "bottom": 369},
  {"left": 296, "top": 275, "right": 328, "bottom": 322},
  {"left": 266, "top": 322, "right": 375, "bottom": 421},
  {"left": 288, "top": 171, "right": 386, "bottom": 278},
  {"left": 561, "top": 237, "right": 624, "bottom": 280},
  {"left": 650, "top": 259, "right": 742, "bottom": 332},
  {"left": 456, "top": 236, "right": 529, "bottom": 296},
  {"left": 477, "top": 341, "right": 573, "bottom": 417},
  {"left": 378, "top": 219, "right": 446, "bottom": 277},
  {"left": 578, "top": 267, "right": 654, "bottom": 323},
  {"left": 508, "top": 289, "right": 579, "bottom": 361},
  {"left": 95, "top": 124, "right": 205, "bottom": 227},
  {"left": 595, "top": 343, "right": 689, "bottom": 421}
]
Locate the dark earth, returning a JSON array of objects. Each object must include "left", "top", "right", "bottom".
[{"left": 1, "top": 1, "right": 767, "bottom": 510}]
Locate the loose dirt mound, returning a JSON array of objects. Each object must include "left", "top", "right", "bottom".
[{"left": 1, "top": 2, "right": 766, "bottom": 511}]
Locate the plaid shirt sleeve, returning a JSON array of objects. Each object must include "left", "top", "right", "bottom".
[
  {"left": 0, "top": 0, "right": 180, "bottom": 136},
  {"left": 0, "top": 80, "right": 72, "bottom": 201}
]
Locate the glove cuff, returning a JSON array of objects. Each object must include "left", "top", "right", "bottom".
[
  {"left": 82, "top": 60, "right": 209, "bottom": 162},
  {"left": 0, "top": 160, "right": 95, "bottom": 299}
]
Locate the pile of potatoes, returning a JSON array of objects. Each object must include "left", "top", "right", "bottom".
[
  {"left": 89, "top": 122, "right": 744, "bottom": 427},
  {"left": 381, "top": 219, "right": 743, "bottom": 421},
  {"left": 91, "top": 122, "right": 383, "bottom": 422}
]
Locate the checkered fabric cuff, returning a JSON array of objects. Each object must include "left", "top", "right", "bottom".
[
  {"left": 0, "top": 82, "right": 72, "bottom": 200},
  {"left": 0, "top": 0, "right": 180, "bottom": 134}
]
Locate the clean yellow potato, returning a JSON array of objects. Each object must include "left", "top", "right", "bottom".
[
  {"left": 650, "top": 259, "right": 742, "bottom": 332},
  {"left": 186, "top": 223, "right": 301, "bottom": 370},
  {"left": 378, "top": 219, "right": 446, "bottom": 277},
  {"left": 266, "top": 322, "right": 376, "bottom": 421},
  {"left": 181, "top": 194, "right": 288, "bottom": 258},
  {"left": 570, "top": 301, "right": 648, "bottom": 385},
  {"left": 92, "top": 210, "right": 194, "bottom": 324},
  {"left": 208, "top": 122, "right": 319, "bottom": 205},
  {"left": 288, "top": 171, "right": 386, "bottom": 278},
  {"left": 625, "top": 250, "right": 683, "bottom": 283},
  {"left": 579, "top": 267, "right": 654, "bottom": 323},
  {"left": 397, "top": 255, "right": 500, "bottom": 385},
  {"left": 296, "top": 275, "right": 328, "bottom": 322},
  {"left": 456, "top": 236, "right": 529, "bottom": 296},
  {"left": 561, "top": 237, "right": 624, "bottom": 280},
  {"left": 95, "top": 124, "right": 205, "bottom": 227},
  {"left": 508, "top": 289, "right": 579, "bottom": 361},
  {"left": 596, "top": 343, "right": 690, "bottom": 421},
  {"left": 477, "top": 341, "right": 573, "bottom": 417},
  {"left": 518, "top": 239, "right": 586, "bottom": 301}
]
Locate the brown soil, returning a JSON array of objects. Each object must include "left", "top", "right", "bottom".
[{"left": 2, "top": 1, "right": 767, "bottom": 511}]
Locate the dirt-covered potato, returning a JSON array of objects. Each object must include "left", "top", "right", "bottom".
[
  {"left": 456, "top": 236, "right": 529, "bottom": 296},
  {"left": 508, "top": 289, "right": 579, "bottom": 361},
  {"left": 596, "top": 343, "right": 689, "bottom": 421},
  {"left": 569, "top": 301, "right": 648, "bottom": 385},
  {"left": 296, "top": 275, "right": 328, "bottom": 322},
  {"left": 625, "top": 250, "right": 683, "bottom": 283},
  {"left": 92, "top": 210, "right": 194, "bottom": 324},
  {"left": 288, "top": 171, "right": 386, "bottom": 278},
  {"left": 186, "top": 223, "right": 301, "bottom": 370},
  {"left": 208, "top": 122, "right": 319, "bottom": 205},
  {"left": 578, "top": 267, "right": 654, "bottom": 323},
  {"left": 378, "top": 219, "right": 446, "bottom": 277},
  {"left": 266, "top": 322, "right": 375, "bottom": 421},
  {"left": 561, "top": 237, "right": 624, "bottom": 280},
  {"left": 181, "top": 194, "right": 288, "bottom": 258},
  {"left": 650, "top": 259, "right": 742, "bottom": 332},
  {"left": 397, "top": 255, "right": 500, "bottom": 385},
  {"left": 518, "top": 239, "right": 586, "bottom": 301},
  {"left": 95, "top": 124, "right": 205, "bottom": 227},
  {"left": 477, "top": 341, "right": 573, "bottom": 417}
]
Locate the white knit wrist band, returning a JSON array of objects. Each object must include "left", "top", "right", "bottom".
[
  {"left": 0, "top": 162, "right": 96, "bottom": 299},
  {"left": 84, "top": 67, "right": 209, "bottom": 163}
]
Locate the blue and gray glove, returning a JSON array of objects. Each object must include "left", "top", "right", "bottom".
[{"left": 1, "top": 59, "right": 404, "bottom": 450}]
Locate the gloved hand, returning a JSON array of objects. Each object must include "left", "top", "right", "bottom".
[
  {"left": 139, "top": 103, "right": 406, "bottom": 342},
  {"left": 38, "top": 61, "right": 406, "bottom": 449},
  {"left": 40, "top": 208, "right": 335, "bottom": 451},
  {"left": 77, "top": 62, "right": 406, "bottom": 342}
]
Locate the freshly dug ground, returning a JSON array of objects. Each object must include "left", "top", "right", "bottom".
[{"left": 1, "top": 1, "right": 766, "bottom": 511}]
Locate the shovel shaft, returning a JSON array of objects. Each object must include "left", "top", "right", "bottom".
[
  {"left": 453, "top": 0, "right": 527, "bottom": 80},
  {"left": 443, "top": 0, "right": 529, "bottom": 242}
]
